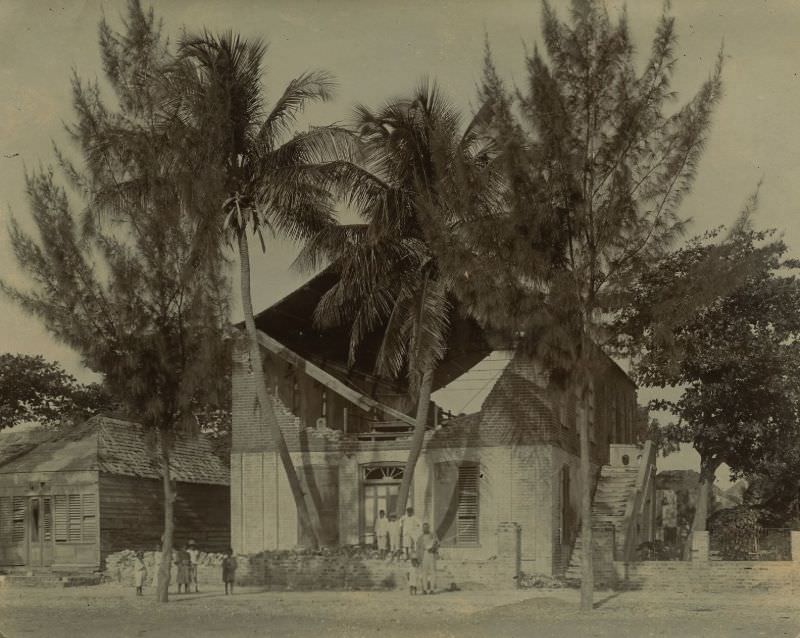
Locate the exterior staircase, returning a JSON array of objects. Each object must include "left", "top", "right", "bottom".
[{"left": 565, "top": 465, "right": 639, "bottom": 582}]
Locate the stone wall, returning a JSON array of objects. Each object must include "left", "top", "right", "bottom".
[{"left": 104, "top": 547, "right": 521, "bottom": 591}]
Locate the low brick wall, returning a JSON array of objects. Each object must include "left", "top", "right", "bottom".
[
  {"left": 105, "top": 549, "right": 518, "bottom": 591},
  {"left": 614, "top": 561, "right": 800, "bottom": 593}
]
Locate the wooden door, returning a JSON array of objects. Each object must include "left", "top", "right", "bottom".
[
  {"left": 362, "top": 483, "right": 399, "bottom": 545},
  {"left": 26, "top": 496, "right": 53, "bottom": 567}
]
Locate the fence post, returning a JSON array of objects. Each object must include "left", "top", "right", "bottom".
[
  {"left": 790, "top": 531, "right": 800, "bottom": 562},
  {"left": 691, "top": 531, "right": 709, "bottom": 562}
]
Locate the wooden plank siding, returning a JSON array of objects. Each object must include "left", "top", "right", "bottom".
[{"left": 98, "top": 474, "right": 230, "bottom": 562}]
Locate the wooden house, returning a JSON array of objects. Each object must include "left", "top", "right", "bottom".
[{"left": 0, "top": 416, "right": 229, "bottom": 572}]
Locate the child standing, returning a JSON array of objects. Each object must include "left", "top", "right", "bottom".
[
  {"left": 374, "top": 510, "right": 389, "bottom": 558},
  {"left": 222, "top": 548, "right": 237, "bottom": 595},
  {"left": 186, "top": 540, "right": 200, "bottom": 593},
  {"left": 387, "top": 513, "right": 401, "bottom": 560},
  {"left": 134, "top": 551, "right": 147, "bottom": 596},
  {"left": 417, "top": 522, "right": 439, "bottom": 595},
  {"left": 407, "top": 557, "right": 420, "bottom": 595},
  {"left": 175, "top": 545, "right": 191, "bottom": 594}
]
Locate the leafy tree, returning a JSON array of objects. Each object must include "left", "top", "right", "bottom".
[
  {"left": 624, "top": 220, "right": 800, "bottom": 539},
  {"left": 0, "top": 353, "right": 110, "bottom": 429},
  {"left": 1, "top": 1, "right": 230, "bottom": 602},
  {"left": 297, "top": 81, "right": 497, "bottom": 515},
  {"left": 426, "top": 1, "right": 723, "bottom": 609},
  {"left": 172, "top": 31, "right": 349, "bottom": 547}
]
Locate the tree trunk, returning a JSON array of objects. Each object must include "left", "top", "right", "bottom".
[
  {"left": 578, "top": 386, "right": 594, "bottom": 612},
  {"left": 237, "top": 230, "right": 321, "bottom": 548},
  {"left": 394, "top": 368, "right": 434, "bottom": 516},
  {"left": 156, "top": 438, "right": 174, "bottom": 603},
  {"left": 683, "top": 456, "right": 720, "bottom": 560}
]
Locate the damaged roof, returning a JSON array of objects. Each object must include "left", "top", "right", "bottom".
[{"left": 0, "top": 416, "right": 229, "bottom": 485}]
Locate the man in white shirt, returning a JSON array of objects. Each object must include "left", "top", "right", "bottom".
[
  {"left": 374, "top": 509, "right": 389, "bottom": 558},
  {"left": 400, "top": 507, "right": 422, "bottom": 559}
]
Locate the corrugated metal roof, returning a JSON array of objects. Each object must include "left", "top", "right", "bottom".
[{"left": 0, "top": 416, "right": 229, "bottom": 485}]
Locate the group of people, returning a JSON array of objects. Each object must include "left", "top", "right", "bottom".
[
  {"left": 374, "top": 507, "right": 440, "bottom": 595},
  {"left": 132, "top": 542, "right": 238, "bottom": 596}
]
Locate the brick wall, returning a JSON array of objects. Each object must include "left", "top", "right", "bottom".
[{"left": 616, "top": 561, "right": 800, "bottom": 593}]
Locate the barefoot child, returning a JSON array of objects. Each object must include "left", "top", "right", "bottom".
[
  {"left": 407, "top": 557, "right": 420, "bottom": 595},
  {"left": 387, "top": 514, "right": 401, "bottom": 560},
  {"left": 187, "top": 540, "right": 200, "bottom": 593},
  {"left": 134, "top": 551, "right": 147, "bottom": 596},
  {"left": 222, "top": 548, "right": 237, "bottom": 595},
  {"left": 374, "top": 510, "right": 389, "bottom": 558},
  {"left": 417, "top": 522, "right": 439, "bottom": 594}
]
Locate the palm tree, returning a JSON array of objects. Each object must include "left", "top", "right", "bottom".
[
  {"left": 174, "top": 32, "right": 349, "bottom": 547},
  {"left": 298, "top": 81, "right": 498, "bottom": 516}
]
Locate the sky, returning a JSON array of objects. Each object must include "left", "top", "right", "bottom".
[{"left": 1, "top": 0, "right": 799, "bottom": 481}]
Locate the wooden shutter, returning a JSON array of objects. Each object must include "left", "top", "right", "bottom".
[
  {"left": 68, "top": 494, "right": 82, "bottom": 542},
  {"left": 12, "top": 497, "right": 25, "bottom": 543},
  {"left": 456, "top": 464, "right": 479, "bottom": 545},
  {"left": 43, "top": 497, "right": 52, "bottom": 541},
  {"left": 54, "top": 495, "right": 68, "bottom": 542},
  {"left": 82, "top": 493, "right": 97, "bottom": 542},
  {"left": 0, "top": 496, "right": 12, "bottom": 541},
  {"left": 434, "top": 462, "right": 459, "bottom": 546}
]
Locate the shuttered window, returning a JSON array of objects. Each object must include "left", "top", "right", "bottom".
[
  {"left": 54, "top": 495, "right": 68, "bottom": 542},
  {"left": 43, "top": 497, "right": 52, "bottom": 542},
  {"left": 0, "top": 496, "right": 11, "bottom": 540},
  {"left": 12, "top": 497, "right": 25, "bottom": 543},
  {"left": 82, "top": 493, "right": 97, "bottom": 542},
  {"left": 455, "top": 465, "right": 480, "bottom": 545},
  {"left": 68, "top": 495, "right": 82, "bottom": 542},
  {"left": 53, "top": 492, "right": 96, "bottom": 543}
]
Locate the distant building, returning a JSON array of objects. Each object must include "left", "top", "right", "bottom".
[
  {"left": 231, "top": 270, "right": 654, "bottom": 577},
  {"left": 0, "top": 416, "right": 229, "bottom": 572}
]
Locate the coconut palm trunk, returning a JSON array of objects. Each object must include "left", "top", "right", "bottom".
[
  {"left": 157, "top": 438, "right": 174, "bottom": 603},
  {"left": 395, "top": 368, "right": 434, "bottom": 515},
  {"left": 238, "top": 230, "right": 321, "bottom": 547}
]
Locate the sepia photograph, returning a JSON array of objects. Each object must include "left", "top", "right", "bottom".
[{"left": 1, "top": 0, "right": 799, "bottom": 636}]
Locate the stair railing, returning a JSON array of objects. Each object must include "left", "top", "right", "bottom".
[{"left": 621, "top": 440, "right": 656, "bottom": 562}]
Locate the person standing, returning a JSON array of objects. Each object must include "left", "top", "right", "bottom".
[
  {"left": 407, "top": 557, "right": 420, "bottom": 595},
  {"left": 417, "top": 522, "right": 439, "bottom": 594},
  {"left": 222, "top": 548, "right": 237, "bottom": 595},
  {"left": 186, "top": 540, "right": 200, "bottom": 593},
  {"left": 401, "top": 507, "right": 422, "bottom": 559},
  {"left": 175, "top": 544, "right": 191, "bottom": 594},
  {"left": 374, "top": 510, "right": 389, "bottom": 558},
  {"left": 133, "top": 551, "right": 147, "bottom": 596},
  {"left": 387, "top": 514, "right": 401, "bottom": 560}
]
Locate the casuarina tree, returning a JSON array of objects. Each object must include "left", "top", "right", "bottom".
[
  {"left": 1, "top": 1, "right": 230, "bottom": 602},
  {"left": 427, "top": 1, "right": 723, "bottom": 610}
]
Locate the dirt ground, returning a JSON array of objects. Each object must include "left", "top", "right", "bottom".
[{"left": 1, "top": 583, "right": 799, "bottom": 638}]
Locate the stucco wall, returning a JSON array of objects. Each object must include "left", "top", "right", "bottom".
[{"left": 231, "top": 443, "right": 583, "bottom": 576}]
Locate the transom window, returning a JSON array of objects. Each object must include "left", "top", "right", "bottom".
[{"left": 362, "top": 465, "right": 405, "bottom": 481}]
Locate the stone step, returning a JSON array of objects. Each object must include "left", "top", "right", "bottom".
[{"left": 0, "top": 573, "right": 103, "bottom": 589}]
